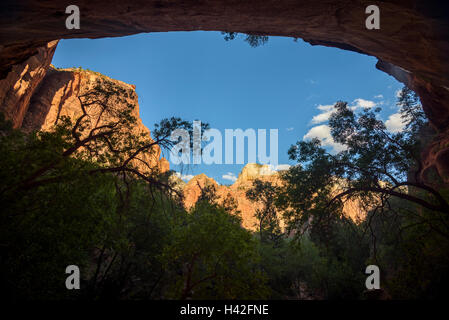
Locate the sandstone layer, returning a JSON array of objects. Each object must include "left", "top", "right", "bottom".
[{"left": 0, "top": 41, "right": 58, "bottom": 128}]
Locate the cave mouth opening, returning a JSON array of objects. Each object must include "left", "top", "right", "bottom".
[
  {"left": 46, "top": 31, "right": 404, "bottom": 185},
  {"left": 1, "top": 2, "right": 449, "bottom": 301}
]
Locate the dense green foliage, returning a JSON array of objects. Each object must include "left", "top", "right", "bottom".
[
  {"left": 1, "top": 84, "right": 448, "bottom": 300},
  {"left": 162, "top": 200, "right": 268, "bottom": 299},
  {"left": 0, "top": 80, "right": 267, "bottom": 300},
  {"left": 0, "top": 113, "right": 268, "bottom": 300}
]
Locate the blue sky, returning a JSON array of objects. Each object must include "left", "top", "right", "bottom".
[{"left": 52, "top": 31, "right": 404, "bottom": 185}]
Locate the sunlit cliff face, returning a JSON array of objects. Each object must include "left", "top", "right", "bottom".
[{"left": 179, "top": 163, "right": 367, "bottom": 230}]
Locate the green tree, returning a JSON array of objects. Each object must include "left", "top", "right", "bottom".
[
  {"left": 246, "top": 179, "right": 282, "bottom": 241},
  {"left": 161, "top": 200, "right": 269, "bottom": 299},
  {"left": 0, "top": 77, "right": 209, "bottom": 300},
  {"left": 284, "top": 86, "right": 448, "bottom": 234},
  {"left": 221, "top": 32, "right": 269, "bottom": 47},
  {"left": 0, "top": 113, "right": 119, "bottom": 300},
  {"left": 279, "top": 86, "right": 449, "bottom": 299}
]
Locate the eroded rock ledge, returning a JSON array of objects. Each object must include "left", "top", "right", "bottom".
[{"left": 0, "top": 41, "right": 58, "bottom": 128}]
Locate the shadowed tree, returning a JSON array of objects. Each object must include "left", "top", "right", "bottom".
[
  {"left": 283, "top": 87, "right": 448, "bottom": 230},
  {"left": 5, "top": 77, "right": 209, "bottom": 199},
  {"left": 246, "top": 179, "right": 282, "bottom": 242},
  {"left": 279, "top": 86, "right": 449, "bottom": 264}
]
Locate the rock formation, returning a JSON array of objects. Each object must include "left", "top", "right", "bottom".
[
  {"left": 0, "top": 41, "right": 58, "bottom": 128},
  {"left": 1, "top": 0, "right": 448, "bottom": 185},
  {"left": 21, "top": 65, "right": 169, "bottom": 173},
  {"left": 181, "top": 163, "right": 366, "bottom": 230},
  {"left": 0, "top": 1, "right": 448, "bottom": 183},
  {"left": 181, "top": 165, "right": 281, "bottom": 230}
]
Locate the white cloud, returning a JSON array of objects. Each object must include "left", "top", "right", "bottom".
[
  {"left": 352, "top": 98, "right": 376, "bottom": 109},
  {"left": 274, "top": 164, "right": 291, "bottom": 171},
  {"left": 310, "top": 104, "right": 336, "bottom": 124},
  {"left": 222, "top": 172, "right": 237, "bottom": 182},
  {"left": 317, "top": 105, "right": 334, "bottom": 111},
  {"left": 286, "top": 127, "right": 294, "bottom": 131},
  {"left": 374, "top": 94, "right": 384, "bottom": 99},
  {"left": 174, "top": 172, "right": 194, "bottom": 182},
  {"left": 385, "top": 112, "right": 405, "bottom": 133},
  {"left": 303, "top": 124, "right": 346, "bottom": 153}
]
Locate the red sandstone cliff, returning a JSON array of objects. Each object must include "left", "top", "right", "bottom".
[
  {"left": 0, "top": 38, "right": 168, "bottom": 172},
  {"left": 20, "top": 65, "right": 169, "bottom": 173},
  {"left": 181, "top": 165, "right": 281, "bottom": 230},
  {"left": 0, "top": 41, "right": 58, "bottom": 128}
]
